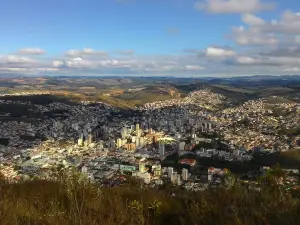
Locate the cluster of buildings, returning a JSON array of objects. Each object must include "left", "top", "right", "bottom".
[
  {"left": 0, "top": 90, "right": 300, "bottom": 191},
  {"left": 214, "top": 99, "right": 300, "bottom": 152},
  {"left": 140, "top": 89, "right": 226, "bottom": 111}
]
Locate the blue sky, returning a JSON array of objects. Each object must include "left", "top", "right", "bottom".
[{"left": 0, "top": 0, "right": 300, "bottom": 77}]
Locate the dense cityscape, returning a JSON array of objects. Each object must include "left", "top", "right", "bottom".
[
  {"left": 2, "top": 0, "right": 300, "bottom": 223},
  {"left": 1, "top": 88, "right": 300, "bottom": 192}
]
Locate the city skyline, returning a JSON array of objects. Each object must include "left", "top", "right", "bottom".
[{"left": 0, "top": 0, "right": 300, "bottom": 77}]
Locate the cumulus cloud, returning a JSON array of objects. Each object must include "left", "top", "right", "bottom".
[
  {"left": 195, "top": 0, "right": 275, "bottom": 14},
  {"left": 243, "top": 10, "right": 300, "bottom": 34},
  {"left": 231, "top": 26, "right": 278, "bottom": 45},
  {"left": 202, "top": 47, "right": 236, "bottom": 58},
  {"left": 0, "top": 55, "right": 36, "bottom": 65},
  {"left": 231, "top": 10, "right": 300, "bottom": 46},
  {"left": 283, "top": 67, "right": 300, "bottom": 72},
  {"left": 235, "top": 55, "right": 300, "bottom": 66},
  {"left": 52, "top": 60, "right": 64, "bottom": 67},
  {"left": 185, "top": 65, "right": 204, "bottom": 70},
  {"left": 0, "top": 53, "right": 64, "bottom": 75},
  {"left": 66, "top": 48, "right": 107, "bottom": 57},
  {"left": 259, "top": 46, "right": 300, "bottom": 57},
  {"left": 242, "top": 14, "right": 266, "bottom": 26},
  {"left": 18, "top": 48, "right": 45, "bottom": 55},
  {"left": 236, "top": 56, "right": 258, "bottom": 64},
  {"left": 268, "top": 10, "right": 300, "bottom": 34},
  {"left": 61, "top": 57, "right": 136, "bottom": 69}
]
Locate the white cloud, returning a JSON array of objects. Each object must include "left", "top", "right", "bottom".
[
  {"left": 203, "top": 47, "right": 236, "bottom": 58},
  {"left": 66, "top": 48, "right": 107, "bottom": 57},
  {"left": 66, "top": 50, "right": 81, "bottom": 57},
  {"left": 242, "top": 14, "right": 266, "bottom": 26},
  {"left": 231, "top": 10, "right": 300, "bottom": 46},
  {"left": 283, "top": 67, "right": 300, "bottom": 72},
  {"left": 231, "top": 26, "right": 278, "bottom": 45},
  {"left": 185, "top": 65, "right": 204, "bottom": 70},
  {"left": 252, "top": 10, "right": 300, "bottom": 34},
  {"left": 18, "top": 48, "right": 45, "bottom": 55},
  {"left": 235, "top": 55, "right": 300, "bottom": 66},
  {"left": 259, "top": 46, "right": 300, "bottom": 57},
  {"left": 0, "top": 67, "right": 59, "bottom": 73},
  {"left": 236, "top": 56, "right": 258, "bottom": 64},
  {"left": 52, "top": 60, "right": 64, "bottom": 67},
  {"left": 0, "top": 55, "right": 36, "bottom": 64},
  {"left": 195, "top": 0, "right": 275, "bottom": 14},
  {"left": 63, "top": 57, "right": 136, "bottom": 69}
]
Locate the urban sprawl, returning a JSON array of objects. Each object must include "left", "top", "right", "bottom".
[{"left": 1, "top": 89, "right": 300, "bottom": 191}]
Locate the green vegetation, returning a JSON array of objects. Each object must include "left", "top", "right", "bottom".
[
  {"left": 264, "top": 96, "right": 295, "bottom": 104},
  {"left": 212, "top": 84, "right": 256, "bottom": 94},
  {"left": 96, "top": 95, "right": 135, "bottom": 109},
  {"left": 115, "top": 86, "right": 181, "bottom": 106},
  {"left": 194, "top": 141, "right": 216, "bottom": 149},
  {"left": 254, "top": 151, "right": 300, "bottom": 169},
  {"left": 1, "top": 170, "right": 300, "bottom": 225},
  {"left": 279, "top": 127, "right": 300, "bottom": 137},
  {"left": 1, "top": 84, "right": 182, "bottom": 109}
]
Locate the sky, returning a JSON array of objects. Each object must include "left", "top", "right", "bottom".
[{"left": 0, "top": 0, "right": 300, "bottom": 77}]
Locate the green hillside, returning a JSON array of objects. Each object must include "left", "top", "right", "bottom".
[
  {"left": 115, "top": 86, "right": 181, "bottom": 106},
  {"left": 0, "top": 171, "right": 300, "bottom": 225}
]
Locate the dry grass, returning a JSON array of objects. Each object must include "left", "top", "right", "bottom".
[{"left": 0, "top": 172, "right": 299, "bottom": 225}]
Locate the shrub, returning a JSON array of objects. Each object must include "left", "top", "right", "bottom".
[{"left": 0, "top": 171, "right": 300, "bottom": 225}]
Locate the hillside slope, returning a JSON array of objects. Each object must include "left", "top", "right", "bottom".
[{"left": 0, "top": 173, "right": 300, "bottom": 225}]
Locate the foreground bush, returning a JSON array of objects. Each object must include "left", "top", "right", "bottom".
[{"left": 0, "top": 173, "right": 300, "bottom": 225}]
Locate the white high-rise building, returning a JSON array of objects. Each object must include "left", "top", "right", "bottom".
[
  {"left": 178, "top": 142, "right": 186, "bottom": 151},
  {"left": 110, "top": 140, "right": 116, "bottom": 149},
  {"left": 182, "top": 168, "right": 189, "bottom": 181},
  {"left": 117, "top": 138, "right": 122, "bottom": 148},
  {"left": 177, "top": 174, "right": 181, "bottom": 185},
  {"left": 139, "top": 162, "right": 146, "bottom": 173},
  {"left": 159, "top": 142, "right": 165, "bottom": 157},
  {"left": 208, "top": 122, "right": 212, "bottom": 130},
  {"left": 136, "top": 123, "right": 140, "bottom": 131},
  {"left": 77, "top": 138, "right": 83, "bottom": 146},
  {"left": 79, "top": 133, "right": 84, "bottom": 140},
  {"left": 136, "top": 129, "right": 142, "bottom": 137},
  {"left": 88, "top": 134, "right": 93, "bottom": 144},
  {"left": 139, "top": 137, "right": 145, "bottom": 148},
  {"left": 136, "top": 137, "right": 145, "bottom": 148},
  {"left": 168, "top": 167, "right": 173, "bottom": 178},
  {"left": 121, "top": 127, "right": 127, "bottom": 139},
  {"left": 132, "top": 136, "right": 136, "bottom": 143},
  {"left": 171, "top": 172, "right": 179, "bottom": 184},
  {"left": 77, "top": 133, "right": 84, "bottom": 146}
]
